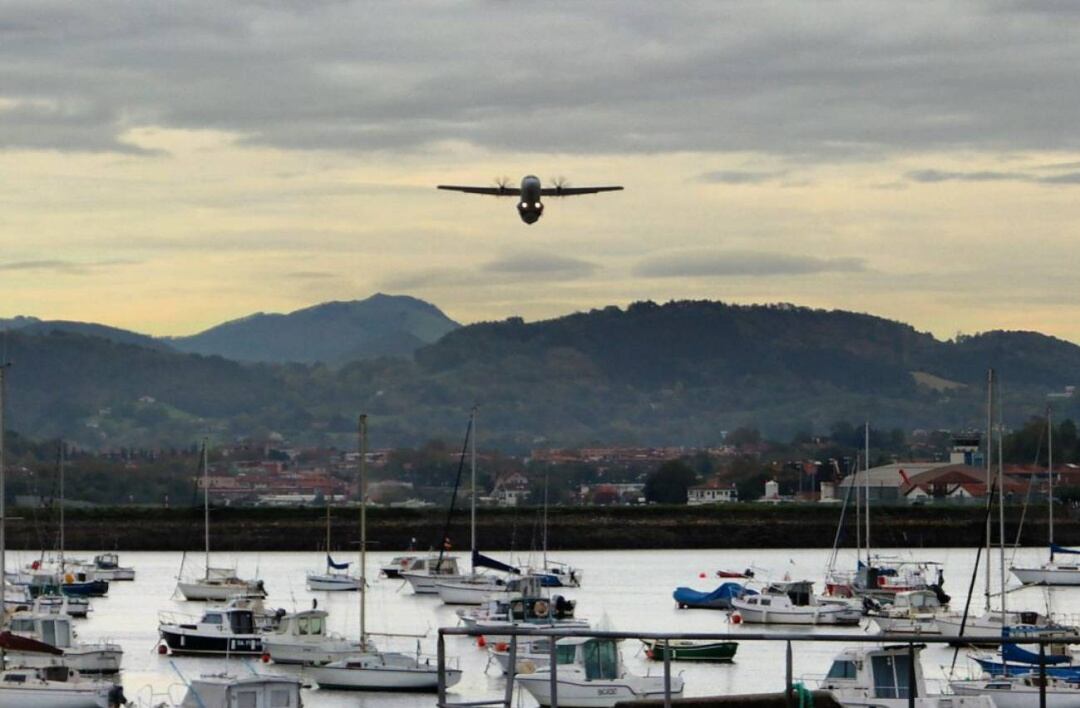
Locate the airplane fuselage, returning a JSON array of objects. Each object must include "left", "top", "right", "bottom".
[{"left": 517, "top": 175, "right": 544, "bottom": 224}]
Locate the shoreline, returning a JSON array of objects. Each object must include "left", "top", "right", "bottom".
[{"left": 5, "top": 504, "right": 1065, "bottom": 552}]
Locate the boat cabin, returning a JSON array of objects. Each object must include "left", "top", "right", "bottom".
[
  {"left": 197, "top": 607, "right": 258, "bottom": 635},
  {"left": 508, "top": 595, "right": 576, "bottom": 622},
  {"left": 553, "top": 637, "right": 625, "bottom": 680},
  {"left": 760, "top": 580, "right": 815, "bottom": 607},
  {"left": 94, "top": 553, "right": 119, "bottom": 570},
  {"left": 409, "top": 555, "right": 461, "bottom": 575},
  {"left": 821, "top": 644, "right": 926, "bottom": 700},
  {"left": 892, "top": 589, "right": 941, "bottom": 612},
  {"left": 271, "top": 609, "right": 328, "bottom": 639},
  {"left": 7, "top": 612, "right": 75, "bottom": 649},
  {"left": 180, "top": 674, "right": 301, "bottom": 708}
]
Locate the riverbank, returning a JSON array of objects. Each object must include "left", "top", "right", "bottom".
[{"left": 5, "top": 503, "right": 1069, "bottom": 552}]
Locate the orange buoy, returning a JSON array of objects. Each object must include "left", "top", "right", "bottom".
[
  {"left": 730, "top": 612, "right": 742, "bottom": 624},
  {"left": 495, "top": 643, "right": 509, "bottom": 652},
  {"left": 477, "top": 636, "right": 487, "bottom": 648}
]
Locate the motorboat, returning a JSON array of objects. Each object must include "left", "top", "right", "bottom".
[
  {"left": 399, "top": 554, "right": 462, "bottom": 594},
  {"left": 673, "top": 581, "right": 751, "bottom": 610},
  {"left": 641, "top": 639, "right": 737, "bottom": 662},
  {"left": 515, "top": 637, "right": 683, "bottom": 707},
  {"left": 730, "top": 580, "right": 861, "bottom": 626},
  {"left": 488, "top": 636, "right": 555, "bottom": 675},
  {"left": 381, "top": 554, "right": 420, "bottom": 579},
  {"left": 172, "top": 673, "right": 302, "bottom": 708},
  {"left": 0, "top": 665, "right": 123, "bottom": 708},
  {"left": 3, "top": 579, "right": 32, "bottom": 613},
  {"left": 33, "top": 593, "right": 91, "bottom": 619},
  {"left": 457, "top": 586, "right": 576, "bottom": 628},
  {"left": 528, "top": 561, "right": 584, "bottom": 588},
  {"left": 467, "top": 595, "right": 589, "bottom": 644},
  {"left": 261, "top": 607, "right": 368, "bottom": 665},
  {"left": 207, "top": 594, "right": 284, "bottom": 632},
  {"left": 81, "top": 553, "right": 135, "bottom": 582},
  {"left": 826, "top": 558, "right": 947, "bottom": 603},
  {"left": 158, "top": 606, "right": 264, "bottom": 656},
  {"left": 4, "top": 610, "right": 122, "bottom": 674},
  {"left": 869, "top": 589, "right": 946, "bottom": 635},
  {"left": 817, "top": 644, "right": 993, "bottom": 706}
]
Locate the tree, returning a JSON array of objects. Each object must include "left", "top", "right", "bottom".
[{"left": 644, "top": 460, "right": 698, "bottom": 504}]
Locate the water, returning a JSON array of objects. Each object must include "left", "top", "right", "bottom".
[{"left": 13, "top": 546, "right": 1079, "bottom": 706}]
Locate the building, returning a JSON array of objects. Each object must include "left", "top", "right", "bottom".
[
  {"left": 491, "top": 471, "right": 530, "bottom": 507},
  {"left": 687, "top": 477, "right": 738, "bottom": 505},
  {"left": 900, "top": 465, "right": 1028, "bottom": 504}
]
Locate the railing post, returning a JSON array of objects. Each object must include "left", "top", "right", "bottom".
[
  {"left": 549, "top": 635, "right": 559, "bottom": 708},
  {"left": 907, "top": 642, "right": 916, "bottom": 708},
  {"left": 1040, "top": 641, "right": 1047, "bottom": 708},
  {"left": 786, "top": 640, "right": 794, "bottom": 708},
  {"left": 437, "top": 630, "right": 446, "bottom": 707},
  {"left": 663, "top": 638, "right": 672, "bottom": 708},
  {"left": 503, "top": 634, "right": 517, "bottom": 708}
]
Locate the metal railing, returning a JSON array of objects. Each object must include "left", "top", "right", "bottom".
[{"left": 437, "top": 626, "right": 1069, "bottom": 708}]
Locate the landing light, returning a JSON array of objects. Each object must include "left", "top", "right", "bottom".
[
  {"left": 534, "top": 202, "right": 542, "bottom": 209},
  {"left": 520, "top": 202, "right": 528, "bottom": 209}
]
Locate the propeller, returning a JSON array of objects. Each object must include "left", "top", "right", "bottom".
[
  {"left": 494, "top": 176, "right": 512, "bottom": 194},
  {"left": 550, "top": 176, "right": 569, "bottom": 194}
]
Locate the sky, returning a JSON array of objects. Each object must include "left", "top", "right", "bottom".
[{"left": 2, "top": 2, "right": 1080, "bottom": 341}]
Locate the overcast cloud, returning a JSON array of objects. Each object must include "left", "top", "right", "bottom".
[
  {"left": 634, "top": 251, "right": 867, "bottom": 279},
  {"left": 3, "top": 2, "right": 1080, "bottom": 158}
]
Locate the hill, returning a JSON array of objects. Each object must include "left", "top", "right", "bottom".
[
  {"left": 2, "top": 300, "right": 1079, "bottom": 449},
  {"left": 168, "top": 293, "right": 459, "bottom": 364},
  {"left": 16, "top": 320, "right": 172, "bottom": 351}
]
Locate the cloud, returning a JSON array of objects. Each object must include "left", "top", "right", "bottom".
[
  {"left": 0, "top": 258, "right": 138, "bottom": 274},
  {"left": 906, "top": 168, "right": 1080, "bottom": 186},
  {"left": 4, "top": 3, "right": 1080, "bottom": 158},
  {"left": 633, "top": 251, "right": 866, "bottom": 278},
  {"left": 482, "top": 252, "right": 597, "bottom": 280},
  {"left": 698, "top": 170, "right": 786, "bottom": 185}
]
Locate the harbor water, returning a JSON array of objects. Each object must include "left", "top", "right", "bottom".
[{"left": 14, "top": 546, "right": 1078, "bottom": 706}]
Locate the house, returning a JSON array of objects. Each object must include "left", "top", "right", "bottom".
[
  {"left": 900, "top": 465, "right": 1029, "bottom": 505},
  {"left": 492, "top": 471, "right": 530, "bottom": 507},
  {"left": 687, "top": 477, "right": 738, "bottom": 505}
]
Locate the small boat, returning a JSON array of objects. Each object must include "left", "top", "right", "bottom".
[
  {"left": 641, "top": 638, "right": 737, "bottom": 662},
  {"left": 717, "top": 569, "right": 754, "bottom": 579},
  {"left": 0, "top": 664, "right": 124, "bottom": 708},
  {"left": 158, "top": 606, "right": 264, "bottom": 656},
  {"left": 262, "top": 607, "right": 367, "bottom": 665},
  {"left": 528, "top": 561, "right": 583, "bottom": 588},
  {"left": 673, "top": 581, "right": 751, "bottom": 610},
  {"left": 85, "top": 553, "right": 134, "bottom": 582},
  {"left": 399, "top": 554, "right": 463, "bottom": 594},
  {"left": 818, "top": 643, "right": 993, "bottom": 707},
  {"left": 869, "top": 589, "right": 945, "bottom": 635},
  {"left": 487, "top": 636, "right": 555, "bottom": 674},
  {"left": 935, "top": 610, "right": 1079, "bottom": 646},
  {"left": 730, "top": 580, "right": 861, "bottom": 626},
  {"left": 468, "top": 595, "right": 589, "bottom": 644},
  {"left": 33, "top": 593, "right": 91, "bottom": 619},
  {"left": 381, "top": 554, "right": 420, "bottom": 579},
  {"left": 306, "top": 504, "right": 362, "bottom": 591},
  {"left": 516, "top": 637, "right": 683, "bottom": 707},
  {"left": 4, "top": 610, "right": 123, "bottom": 674},
  {"left": 951, "top": 675, "right": 1080, "bottom": 707},
  {"left": 172, "top": 672, "right": 302, "bottom": 708}
]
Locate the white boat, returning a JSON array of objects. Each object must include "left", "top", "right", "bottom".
[
  {"left": 870, "top": 589, "right": 945, "bottom": 635},
  {"left": 466, "top": 594, "right": 588, "bottom": 643},
  {"left": 951, "top": 675, "right": 1080, "bottom": 707},
  {"left": 516, "top": 637, "right": 682, "bottom": 707},
  {"left": 381, "top": 555, "right": 420, "bottom": 579},
  {"left": 4, "top": 610, "right": 122, "bottom": 674},
  {"left": 400, "top": 554, "right": 463, "bottom": 594},
  {"left": 158, "top": 606, "right": 264, "bottom": 656},
  {"left": 730, "top": 580, "right": 861, "bottom": 625},
  {"left": 306, "top": 503, "right": 362, "bottom": 591},
  {"left": 262, "top": 607, "right": 368, "bottom": 665},
  {"left": 309, "top": 414, "right": 464, "bottom": 692},
  {"left": 175, "top": 441, "right": 265, "bottom": 601},
  {"left": 936, "top": 610, "right": 1079, "bottom": 645},
  {"left": 818, "top": 644, "right": 993, "bottom": 707},
  {"left": 488, "top": 636, "right": 555, "bottom": 674},
  {"left": 435, "top": 572, "right": 511, "bottom": 605},
  {"left": 81, "top": 553, "right": 135, "bottom": 582},
  {"left": 33, "top": 593, "right": 91, "bottom": 619},
  {"left": 3, "top": 579, "right": 32, "bottom": 613},
  {"left": 173, "top": 673, "right": 302, "bottom": 708},
  {"left": 0, "top": 666, "right": 122, "bottom": 708}
]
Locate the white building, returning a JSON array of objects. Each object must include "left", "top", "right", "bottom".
[{"left": 687, "top": 479, "right": 738, "bottom": 505}]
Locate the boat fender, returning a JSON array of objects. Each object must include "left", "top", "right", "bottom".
[
  {"left": 261, "top": 652, "right": 271, "bottom": 663},
  {"left": 65, "top": 573, "right": 75, "bottom": 584},
  {"left": 533, "top": 600, "right": 549, "bottom": 617},
  {"left": 699, "top": 572, "right": 706, "bottom": 578},
  {"left": 519, "top": 660, "right": 536, "bottom": 674},
  {"left": 730, "top": 612, "right": 742, "bottom": 624},
  {"left": 157, "top": 643, "right": 168, "bottom": 655},
  {"left": 477, "top": 635, "right": 487, "bottom": 648},
  {"left": 495, "top": 642, "right": 509, "bottom": 652}
]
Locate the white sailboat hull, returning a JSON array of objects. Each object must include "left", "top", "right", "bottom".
[
  {"left": 516, "top": 672, "right": 683, "bottom": 707},
  {"left": 176, "top": 579, "right": 264, "bottom": 601},
  {"left": 0, "top": 686, "right": 110, "bottom": 708},
  {"left": 435, "top": 577, "right": 506, "bottom": 605},
  {"left": 935, "top": 611, "right": 1077, "bottom": 643},
  {"left": 1011, "top": 564, "right": 1080, "bottom": 587},
  {"left": 262, "top": 636, "right": 367, "bottom": 665},
  {"left": 4, "top": 645, "right": 123, "bottom": 675},
  {"left": 305, "top": 573, "right": 361, "bottom": 592},
  {"left": 401, "top": 571, "right": 461, "bottom": 595},
  {"left": 731, "top": 602, "right": 861, "bottom": 625},
  {"left": 309, "top": 652, "right": 461, "bottom": 691},
  {"left": 951, "top": 679, "right": 1080, "bottom": 708}
]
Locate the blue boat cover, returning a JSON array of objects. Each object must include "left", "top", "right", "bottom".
[
  {"left": 673, "top": 582, "right": 753, "bottom": 606},
  {"left": 327, "top": 555, "right": 350, "bottom": 570},
  {"left": 472, "top": 550, "right": 520, "bottom": 575},
  {"left": 1002, "top": 642, "right": 1071, "bottom": 665},
  {"left": 1051, "top": 543, "right": 1080, "bottom": 555},
  {"left": 975, "top": 657, "right": 1080, "bottom": 679}
]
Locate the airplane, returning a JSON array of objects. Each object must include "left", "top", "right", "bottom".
[{"left": 437, "top": 175, "right": 623, "bottom": 224}]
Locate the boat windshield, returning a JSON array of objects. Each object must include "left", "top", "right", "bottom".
[
  {"left": 826, "top": 659, "right": 857, "bottom": 679},
  {"left": 297, "top": 614, "right": 324, "bottom": 636},
  {"left": 871, "top": 653, "right": 914, "bottom": 699},
  {"left": 556, "top": 644, "right": 576, "bottom": 664},
  {"left": 583, "top": 640, "right": 619, "bottom": 681}
]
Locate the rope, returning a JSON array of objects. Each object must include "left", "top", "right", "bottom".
[{"left": 792, "top": 682, "right": 814, "bottom": 707}]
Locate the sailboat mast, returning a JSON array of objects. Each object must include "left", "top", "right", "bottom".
[
  {"left": 864, "top": 422, "right": 870, "bottom": 561},
  {"left": 326, "top": 501, "right": 331, "bottom": 573},
  {"left": 998, "top": 399, "right": 1006, "bottom": 623},
  {"left": 1049, "top": 405, "right": 1055, "bottom": 559},
  {"left": 59, "top": 441, "right": 65, "bottom": 570},
  {"left": 542, "top": 470, "right": 549, "bottom": 568},
  {"left": 203, "top": 438, "right": 210, "bottom": 577},
  {"left": 985, "top": 369, "right": 993, "bottom": 613},
  {"left": 0, "top": 367, "right": 6, "bottom": 624},
  {"left": 855, "top": 453, "right": 861, "bottom": 561},
  {"left": 470, "top": 406, "right": 477, "bottom": 558},
  {"left": 359, "top": 414, "right": 368, "bottom": 645}
]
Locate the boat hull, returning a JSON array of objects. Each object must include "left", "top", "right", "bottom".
[
  {"left": 435, "top": 579, "right": 505, "bottom": 605},
  {"left": 262, "top": 637, "right": 365, "bottom": 665},
  {"left": 4, "top": 646, "right": 122, "bottom": 675},
  {"left": 1011, "top": 565, "right": 1080, "bottom": 587},
  {"left": 176, "top": 580, "right": 265, "bottom": 601},
  {"left": 731, "top": 604, "right": 860, "bottom": 625},
  {"left": 159, "top": 627, "right": 263, "bottom": 656},
  {"left": 642, "top": 639, "right": 737, "bottom": 662},
  {"left": 401, "top": 571, "right": 461, "bottom": 595},
  {"left": 305, "top": 574, "right": 361, "bottom": 592},
  {"left": 0, "top": 686, "right": 111, "bottom": 708},
  {"left": 309, "top": 655, "right": 461, "bottom": 692},
  {"left": 516, "top": 673, "right": 684, "bottom": 708},
  {"left": 951, "top": 679, "right": 1080, "bottom": 708}
]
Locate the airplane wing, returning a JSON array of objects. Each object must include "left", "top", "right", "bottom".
[
  {"left": 437, "top": 185, "right": 521, "bottom": 196},
  {"left": 539, "top": 186, "right": 624, "bottom": 196}
]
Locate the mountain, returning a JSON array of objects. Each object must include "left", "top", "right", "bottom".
[
  {"left": 0, "top": 316, "right": 40, "bottom": 329},
  {"left": 15, "top": 320, "right": 172, "bottom": 351},
  {"left": 2, "top": 299, "right": 1079, "bottom": 450},
  {"left": 169, "top": 293, "right": 459, "bottom": 364}
]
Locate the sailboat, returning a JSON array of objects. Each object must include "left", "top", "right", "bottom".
[
  {"left": 525, "top": 470, "right": 583, "bottom": 588},
  {"left": 175, "top": 440, "right": 266, "bottom": 601},
  {"left": 1010, "top": 406, "right": 1080, "bottom": 586},
  {"left": 308, "top": 414, "right": 463, "bottom": 692},
  {"left": 306, "top": 504, "right": 362, "bottom": 591}
]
